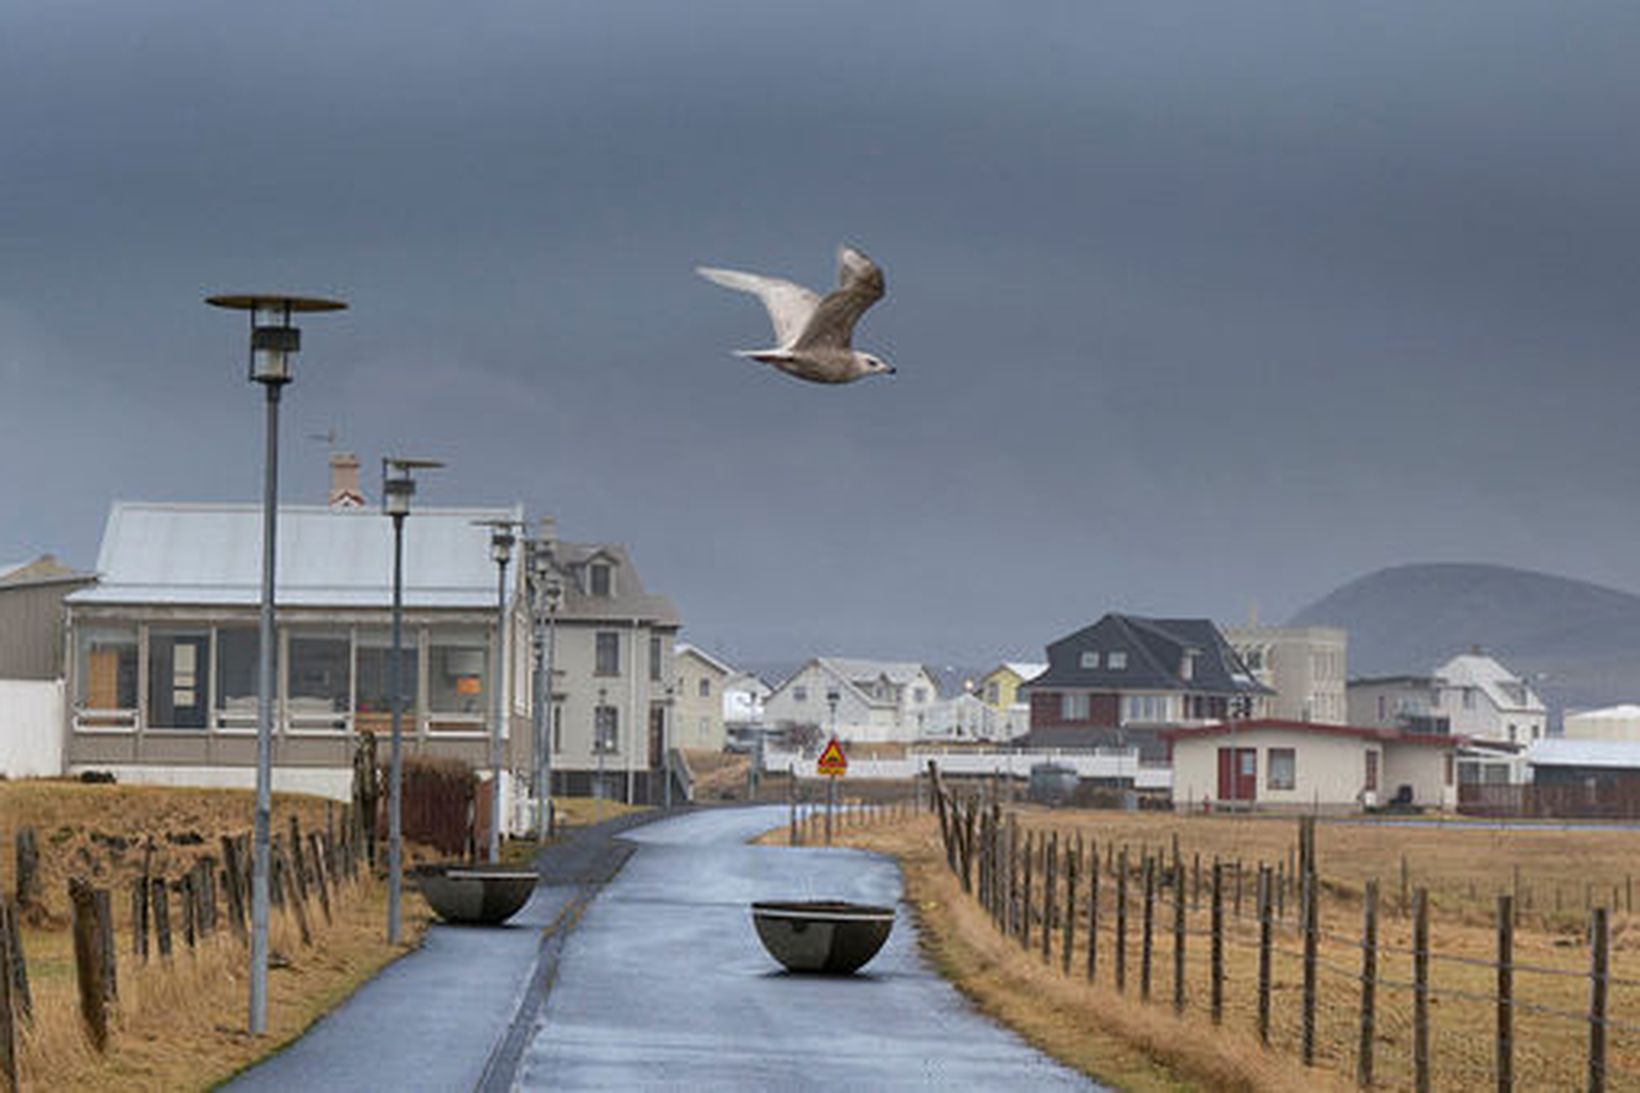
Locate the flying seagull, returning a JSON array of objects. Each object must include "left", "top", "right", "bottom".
[{"left": 697, "top": 245, "right": 895, "bottom": 384}]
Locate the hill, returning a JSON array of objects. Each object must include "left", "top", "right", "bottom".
[{"left": 1288, "top": 562, "right": 1640, "bottom": 717}]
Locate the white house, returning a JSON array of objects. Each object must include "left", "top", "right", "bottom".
[
  {"left": 762, "top": 657, "right": 941, "bottom": 744},
  {"left": 1224, "top": 625, "right": 1348, "bottom": 725},
  {"left": 1166, "top": 718, "right": 1461, "bottom": 812},
  {"left": 723, "top": 671, "right": 771, "bottom": 727},
  {"left": 671, "top": 643, "right": 730, "bottom": 752},
  {"left": 1348, "top": 650, "right": 1547, "bottom": 746}
]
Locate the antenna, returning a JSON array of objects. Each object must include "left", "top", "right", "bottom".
[{"left": 306, "top": 427, "right": 340, "bottom": 447}]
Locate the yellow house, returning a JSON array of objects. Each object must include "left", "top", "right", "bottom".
[{"left": 978, "top": 662, "right": 1046, "bottom": 712}]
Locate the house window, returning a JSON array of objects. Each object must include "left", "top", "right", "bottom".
[
  {"left": 1365, "top": 750, "right": 1379, "bottom": 792},
  {"left": 595, "top": 631, "right": 620, "bottom": 676},
  {"left": 288, "top": 632, "right": 350, "bottom": 731},
  {"left": 1444, "top": 752, "right": 1455, "bottom": 786},
  {"left": 1107, "top": 651, "right": 1127, "bottom": 670},
  {"left": 1080, "top": 651, "right": 1100, "bottom": 669},
  {"left": 594, "top": 705, "right": 619, "bottom": 753},
  {"left": 147, "top": 630, "right": 210, "bottom": 730},
  {"left": 429, "top": 630, "right": 488, "bottom": 731},
  {"left": 1508, "top": 723, "right": 1517, "bottom": 744},
  {"left": 354, "top": 631, "right": 418, "bottom": 721},
  {"left": 590, "top": 563, "right": 612, "bottom": 597},
  {"left": 914, "top": 687, "right": 927, "bottom": 704},
  {"left": 985, "top": 682, "right": 999, "bottom": 704},
  {"left": 698, "top": 678, "right": 711, "bottom": 698},
  {"left": 794, "top": 685, "right": 808, "bottom": 703},
  {"left": 1462, "top": 688, "right": 1475, "bottom": 710},
  {"left": 75, "top": 626, "right": 139, "bottom": 728},
  {"left": 1179, "top": 653, "right": 1194, "bottom": 682},
  {"left": 1123, "top": 694, "right": 1169, "bottom": 723},
  {"left": 552, "top": 704, "right": 563, "bottom": 753},
  {"left": 649, "top": 635, "right": 662, "bottom": 681},
  {"left": 1377, "top": 695, "right": 1386, "bottom": 721},
  {"left": 1268, "top": 748, "right": 1296, "bottom": 790},
  {"left": 214, "top": 626, "right": 262, "bottom": 730},
  {"left": 1061, "top": 693, "right": 1089, "bottom": 720}
]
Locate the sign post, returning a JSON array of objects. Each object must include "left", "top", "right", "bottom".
[{"left": 817, "top": 738, "right": 847, "bottom": 845}]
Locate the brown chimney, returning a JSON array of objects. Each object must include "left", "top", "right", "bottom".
[{"left": 328, "top": 452, "right": 366, "bottom": 509}]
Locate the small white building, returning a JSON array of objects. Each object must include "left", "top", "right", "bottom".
[
  {"left": 762, "top": 657, "right": 941, "bottom": 744},
  {"left": 1563, "top": 705, "right": 1640, "bottom": 743},
  {"left": 1167, "top": 718, "right": 1460, "bottom": 812},
  {"left": 722, "top": 671, "right": 771, "bottom": 727}
]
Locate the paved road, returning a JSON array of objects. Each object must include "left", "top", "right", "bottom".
[{"left": 514, "top": 807, "right": 1100, "bottom": 1091}]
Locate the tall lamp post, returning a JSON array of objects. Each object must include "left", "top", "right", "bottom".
[
  {"left": 383, "top": 457, "right": 442, "bottom": 945},
  {"left": 477, "top": 521, "right": 518, "bottom": 864},
  {"left": 595, "top": 685, "right": 610, "bottom": 824},
  {"left": 825, "top": 687, "right": 840, "bottom": 846},
  {"left": 663, "top": 682, "right": 676, "bottom": 810},
  {"left": 206, "top": 293, "right": 346, "bottom": 1035},
  {"left": 525, "top": 533, "right": 562, "bottom": 844}
]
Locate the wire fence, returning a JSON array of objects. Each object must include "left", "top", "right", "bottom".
[{"left": 911, "top": 764, "right": 1640, "bottom": 1092}]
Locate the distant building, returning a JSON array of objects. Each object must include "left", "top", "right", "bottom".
[
  {"left": 1348, "top": 650, "right": 1547, "bottom": 746},
  {"left": 762, "top": 657, "right": 941, "bottom": 744},
  {"left": 722, "top": 671, "right": 771, "bottom": 727},
  {"left": 977, "top": 662, "right": 1045, "bottom": 711},
  {"left": 1019, "top": 614, "right": 1270, "bottom": 761},
  {"left": 1223, "top": 625, "right": 1347, "bottom": 724},
  {"left": 1166, "top": 718, "right": 1460, "bottom": 812},
  {"left": 0, "top": 554, "right": 96, "bottom": 680},
  {"left": 1562, "top": 705, "right": 1640, "bottom": 743},
  {"left": 671, "top": 643, "right": 730, "bottom": 752}
]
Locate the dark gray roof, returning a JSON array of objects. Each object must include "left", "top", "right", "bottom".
[
  {"left": 549, "top": 540, "right": 679, "bottom": 627},
  {"left": 1024, "top": 613, "right": 1269, "bottom": 695}
]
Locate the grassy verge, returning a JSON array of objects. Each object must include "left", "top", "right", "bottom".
[{"left": 2, "top": 779, "right": 433, "bottom": 1091}]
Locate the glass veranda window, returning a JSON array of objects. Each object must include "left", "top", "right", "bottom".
[
  {"left": 289, "top": 632, "right": 350, "bottom": 731},
  {"left": 75, "top": 626, "right": 138, "bottom": 728},
  {"left": 215, "top": 626, "right": 261, "bottom": 730},
  {"left": 429, "top": 629, "right": 488, "bottom": 731}
]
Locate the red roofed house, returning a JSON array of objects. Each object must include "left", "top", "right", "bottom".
[{"left": 1164, "top": 718, "right": 1462, "bottom": 813}]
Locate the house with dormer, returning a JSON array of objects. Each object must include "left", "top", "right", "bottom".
[
  {"left": 762, "top": 656, "right": 941, "bottom": 744},
  {"left": 1018, "top": 614, "right": 1270, "bottom": 761}
]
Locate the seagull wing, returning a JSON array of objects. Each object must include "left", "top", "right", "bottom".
[
  {"left": 793, "top": 245, "right": 885, "bottom": 351},
  {"left": 696, "top": 266, "right": 821, "bottom": 348}
]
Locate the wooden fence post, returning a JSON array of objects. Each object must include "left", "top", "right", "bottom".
[
  {"left": 279, "top": 843, "right": 314, "bottom": 947},
  {"left": 1042, "top": 831, "right": 1056, "bottom": 964},
  {"left": 1589, "top": 905, "right": 1608, "bottom": 1093},
  {"left": 1022, "top": 831, "right": 1034, "bottom": 951},
  {"left": 1414, "top": 887, "right": 1430, "bottom": 1093},
  {"left": 69, "top": 879, "right": 110, "bottom": 1052},
  {"left": 1063, "top": 840, "right": 1077, "bottom": 974},
  {"left": 1173, "top": 853, "right": 1186, "bottom": 1015},
  {"left": 310, "top": 833, "right": 334, "bottom": 925},
  {"left": 1497, "top": 894, "right": 1513, "bottom": 1093},
  {"left": 1086, "top": 837, "right": 1099, "bottom": 983},
  {"left": 0, "top": 898, "right": 14, "bottom": 1092},
  {"left": 1007, "top": 816, "right": 1019, "bottom": 939},
  {"left": 1234, "top": 859, "right": 1243, "bottom": 919},
  {"left": 1257, "top": 864, "right": 1272, "bottom": 1046},
  {"left": 1116, "top": 846, "right": 1128, "bottom": 993},
  {"left": 222, "top": 835, "right": 249, "bottom": 942},
  {"left": 151, "top": 877, "right": 172, "bottom": 958},
  {"left": 1211, "top": 860, "right": 1224, "bottom": 1025},
  {"left": 13, "top": 830, "right": 38, "bottom": 910},
  {"left": 1302, "top": 870, "right": 1318, "bottom": 1065},
  {"left": 93, "top": 887, "right": 116, "bottom": 1001},
  {"left": 131, "top": 878, "right": 149, "bottom": 962},
  {"left": 1358, "top": 878, "right": 1378, "bottom": 1088},
  {"left": 0, "top": 898, "right": 30, "bottom": 1021},
  {"left": 1141, "top": 853, "right": 1155, "bottom": 1002}
]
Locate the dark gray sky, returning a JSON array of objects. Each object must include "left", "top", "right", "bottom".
[{"left": 4, "top": 2, "right": 1639, "bottom": 667}]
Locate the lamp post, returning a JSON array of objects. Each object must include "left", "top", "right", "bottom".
[
  {"left": 478, "top": 521, "right": 518, "bottom": 864},
  {"left": 826, "top": 687, "right": 840, "bottom": 846},
  {"left": 383, "top": 457, "right": 442, "bottom": 945},
  {"left": 595, "top": 685, "right": 610, "bottom": 824},
  {"left": 525, "top": 534, "right": 562, "bottom": 844},
  {"left": 206, "top": 293, "right": 346, "bottom": 1036},
  {"left": 663, "top": 682, "right": 676, "bottom": 810}
]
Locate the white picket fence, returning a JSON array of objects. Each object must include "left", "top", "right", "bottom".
[{"left": 762, "top": 744, "right": 1172, "bottom": 790}]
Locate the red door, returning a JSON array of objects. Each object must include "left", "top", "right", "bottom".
[{"left": 1217, "top": 747, "right": 1258, "bottom": 802}]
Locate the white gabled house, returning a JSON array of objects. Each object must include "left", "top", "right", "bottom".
[{"left": 762, "top": 656, "right": 941, "bottom": 744}]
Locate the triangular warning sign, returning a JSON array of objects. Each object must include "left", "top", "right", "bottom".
[{"left": 816, "top": 737, "right": 847, "bottom": 777}]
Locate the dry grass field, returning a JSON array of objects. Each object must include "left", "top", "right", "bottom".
[
  {"left": 811, "top": 802, "right": 1640, "bottom": 1092},
  {"left": 1, "top": 779, "right": 433, "bottom": 1091}
]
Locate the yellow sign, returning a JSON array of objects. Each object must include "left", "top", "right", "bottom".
[{"left": 817, "top": 737, "right": 847, "bottom": 777}]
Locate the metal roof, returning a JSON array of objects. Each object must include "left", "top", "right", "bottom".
[
  {"left": 1523, "top": 738, "right": 1640, "bottom": 770},
  {"left": 68, "top": 501, "right": 523, "bottom": 610}
]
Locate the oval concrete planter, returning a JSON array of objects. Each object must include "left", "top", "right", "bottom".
[
  {"left": 412, "top": 865, "right": 537, "bottom": 925},
  {"left": 751, "top": 900, "right": 895, "bottom": 974}
]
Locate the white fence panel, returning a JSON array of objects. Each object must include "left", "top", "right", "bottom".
[{"left": 0, "top": 677, "right": 64, "bottom": 777}]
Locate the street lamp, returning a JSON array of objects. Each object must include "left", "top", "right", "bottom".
[
  {"left": 382, "top": 456, "right": 442, "bottom": 945},
  {"left": 476, "top": 520, "right": 518, "bottom": 864},
  {"left": 206, "top": 292, "right": 346, "bottom": 1036},
  {"left": 663, "top": 681, "right": 676, "bottom": 810},
  {"left": 595, "top": 684, "right": 610, "bottom": 824},
  {"left": 525, "top": 531, "right": 563, "bottom": 843},
  {"left": 826, "top": 687, "right": 840, "bottom": 845}
]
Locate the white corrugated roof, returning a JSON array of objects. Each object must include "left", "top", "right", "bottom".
[
  {"left": 1002, "top": 661, "right": 1047, "bottom": 682},
  {"left": 819, "top": 656, "right": 931, "bottom": 686},
  {"left": 69, "top": 501, "right": 523, "bottom": 609},
  {"left": 1435, "top": 653, "right": 1546, "bottom": 713},
  {"left": 1567, "top": 704, "right": 1640, "bottom": 720},
  {"left": 1524, "top": 738, "right": 1640, "bottom": 770}
]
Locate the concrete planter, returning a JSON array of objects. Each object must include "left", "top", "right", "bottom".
[
  {"left": 412, "top": 864, "right": 537, "bottom": 925},
  {"left": 751, "top": 900, "right": 895, "bottom": 974}
]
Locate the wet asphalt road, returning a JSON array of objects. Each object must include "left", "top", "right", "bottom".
[{"left": 514, "top": 807, "right": 1100, "bottom": 1091}]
